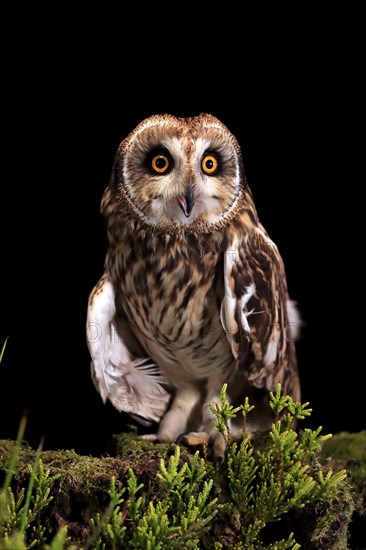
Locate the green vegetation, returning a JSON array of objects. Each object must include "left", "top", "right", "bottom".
[
  {"left": 0, "top": 418, "right": 66, "bottom": 549},
  {"left": 1, "top": 383, "right": 362, "bottom": 548}
]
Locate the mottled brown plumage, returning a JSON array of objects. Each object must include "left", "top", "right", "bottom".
[{"left": 86, "top": 114, "right": 300, "bottom": 460}]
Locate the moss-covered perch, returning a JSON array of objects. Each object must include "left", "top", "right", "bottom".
[
  {"left": 0, "top": 433, "right": 364, "bottom": 549},
  {"left": 0, "top": 391, "right": 365, "bottom": 549}
]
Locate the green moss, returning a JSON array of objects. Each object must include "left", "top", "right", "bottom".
[
  {"left": 321, "top": 431, "right": 366, "bottom": 528},
  {"left": 110, "top": 432, "right": 209, "bottom": 474},
  {"left": 303, "top": 480, "right": 354, "bottom": 550},
  {"left": 321, "top": 431, "right": 366, "bottom": 462},
  {"left": 0, "top": 438, "right": 137, "bottom": 542},
  {"left": 1, "top": 441, "right": 125, "bottom": 496}
]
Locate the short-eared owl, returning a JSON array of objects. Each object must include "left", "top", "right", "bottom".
[{"left": 87, "top": 113, "right": 300, "bottom": 461}]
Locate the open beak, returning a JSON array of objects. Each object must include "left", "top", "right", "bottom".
[{"left": 177, "top": 187, "right": 194, "bottom": 218}]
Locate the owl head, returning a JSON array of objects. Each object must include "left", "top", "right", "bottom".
[{"left": 106, "top": 113, "right": 253, "bottom": 233}]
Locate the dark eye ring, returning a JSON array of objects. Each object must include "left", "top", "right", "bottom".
[
  {"left": 201, "top": 154, "right": 218, "bottom": 175},
  {"left": 151, "top": 153, "right": 171, "bottom": 174}
]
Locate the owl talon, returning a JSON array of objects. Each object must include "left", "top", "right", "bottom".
[
  {"left": 214, "top": 455, "right": 225, "bottom": 470},
  {"left": 177, "top": 431, "right": 209, "bottom": 448},
  {"left": 176, "top": 433, "right": 189, "bottom": 445}
]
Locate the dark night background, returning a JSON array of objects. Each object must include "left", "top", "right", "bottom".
[{"left": 0, "top": 22, "right": 363, "bottom": 457}]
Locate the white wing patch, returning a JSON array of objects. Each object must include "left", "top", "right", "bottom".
[
  {"left": 220, "top": 241, "right": 240, "bottom": 357},
  {"left": 86, "top": 275, "right": 170, "bottom": 424},
  {"left": 221, "top": 239, "right": 256, "bottom": 360},
  {"left": 238, "top": 283, "right": 256, "bottom": 333}
]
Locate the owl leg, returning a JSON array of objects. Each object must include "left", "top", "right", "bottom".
[
  {"left": 142, "top": 385, "right": 202, "bottom": 443},
  {"left": 178, "top": 384, "right": 228, "bottom": 466}
]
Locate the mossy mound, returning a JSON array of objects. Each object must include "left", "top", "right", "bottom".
[
  {"left": 0, "top": 429, "right": 363, "bottom": 548},
  {"left": 0, "top": 435, "right": 198, "bottom": 546}
]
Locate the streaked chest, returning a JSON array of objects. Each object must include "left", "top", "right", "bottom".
[
  {"left": 109, "top": 230, "right": 229, "bottom": 369},
  {"left": 124, "top": 248, "right": 220, "bottom": 341}
]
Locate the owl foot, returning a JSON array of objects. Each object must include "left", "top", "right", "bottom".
[
  {"left": 140, "top": 434, "right": 160, "bottom": 442},
  {"left": 177, "top": 431, "right": 226, "bottom": 468}
]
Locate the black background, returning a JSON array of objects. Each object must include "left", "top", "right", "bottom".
[{"left": 0, "top": 21, "right": 363, "bottom": 456}]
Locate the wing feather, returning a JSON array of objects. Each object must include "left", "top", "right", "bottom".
[
  {"left": 86, "top": 274, "right": 170, "bottom": 424},
  {"left": 221, "top": 228, "right": 300, "bottom": 401}
]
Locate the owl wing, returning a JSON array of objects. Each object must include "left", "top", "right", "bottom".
[
  {"left": 86, "top": 274, "right": 170, "bottom": 425},
  {"left": 221, "top": 227, "right": 300, "bottom": 400}
]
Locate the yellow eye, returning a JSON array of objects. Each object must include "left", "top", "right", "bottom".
[
  {"left": 201, "top": 154, "right": 218, "bottom": 175},
  {"left": 151, "top": 153, "right": 170, "bottom": 174}
]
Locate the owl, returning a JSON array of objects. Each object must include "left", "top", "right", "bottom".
[{"left": 86, "top": 113, "right": 301, "bottom": 463}]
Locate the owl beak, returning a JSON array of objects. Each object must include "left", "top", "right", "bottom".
[{"left": 177, "top": 187, "right": 194, "bottom": 218}]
